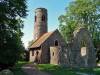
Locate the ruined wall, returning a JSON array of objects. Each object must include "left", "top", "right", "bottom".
[{"left": 71, "top": 28, "right": 96, "bottom": 68}]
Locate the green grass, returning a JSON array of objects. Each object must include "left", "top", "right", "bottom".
[
  {"left": 11, "top": 61, "right": 29, "bottom": 75},
  {"left": 37, "top": 64, "right": 100, "bottom": 75},
  {"left": 11, "top": 62, "right": 100, "bottom": 75},
  {"left": 94, "top": 68, "right": 100, "bottom": 75},
  {"left": 37, "top": 64, "right": 77, "bottom": 75}
]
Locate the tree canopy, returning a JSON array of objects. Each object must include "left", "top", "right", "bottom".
[
  {"left": 0, "top": 0, "right": 27, "bottom": 69},
  {"left": 59, "top": 0, "right": 100, "bottom": 43}
]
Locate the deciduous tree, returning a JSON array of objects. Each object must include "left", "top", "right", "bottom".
[{"left": 0, "top": 0, "right": 27, "bottom": 69}]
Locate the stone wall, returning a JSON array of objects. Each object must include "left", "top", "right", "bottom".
[
  {"left": 41, "top": 30, "right": 68, "bottom": 65},
  {"left": 50, "top": 46, "right": 60, "bottom": 65},
  {"left": 29, "top": 49, "right": 42, "bottom": 63},
  {"left": 41, "top": 43, "right": 50, "bottom": 64},
  {"left": 29, "top": 50, "right": 35, "bottom": 62},
  {"left": 71, "top": 28, "right": 96, "bottom": 68}
]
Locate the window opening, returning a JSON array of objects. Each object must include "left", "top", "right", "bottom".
[
  {"left": 42, "top": 15, "right": 45, "bottom": 21},
  {"left": 55, "top": 40, "right": 58, "bottom": 46},
  {"left": 35, "top": 15, "right": 37, "bottom": 22}
]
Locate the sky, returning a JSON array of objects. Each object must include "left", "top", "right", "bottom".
[{"left": 22, "top": 0, "right": 73, "bottom": 49}]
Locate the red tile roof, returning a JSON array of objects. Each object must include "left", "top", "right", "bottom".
[{"left": 30, "top": 32, "right": 53, "bottom": 48}]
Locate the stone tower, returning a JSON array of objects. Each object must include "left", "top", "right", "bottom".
[{"left": 34, "top": 8, "right": 48, "bottom": 40}]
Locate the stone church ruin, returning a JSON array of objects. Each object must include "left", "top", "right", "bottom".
[{"left": 29, "top": 8, "right": 96, "bottom": 68}]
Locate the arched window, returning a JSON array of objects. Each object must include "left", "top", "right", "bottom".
[
  {"left": 42, "top": 15, "right": 45, "bottom": 21},
  {"left": 55, "top": 40, "right": 58, "bottom": 46},
  {"left": 35, "top": 15, "right": 37, "bottom": 22}
]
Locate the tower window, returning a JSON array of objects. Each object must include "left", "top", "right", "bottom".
[
  {"left": 35, "top": 15, "right": 37, "bottom": 22},
  {"left": 55, "top": 40, "right": 58, "bottom": 46},
  {"left": 42, "top": 15, "right": 45, "bottom": 21}
]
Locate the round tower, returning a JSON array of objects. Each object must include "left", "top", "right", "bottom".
[{"left": 34, "top": 8, "right": 48, "bottom": 40}]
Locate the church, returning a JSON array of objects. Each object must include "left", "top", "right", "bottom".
[{"left": 29, "top": 8, "right": 96, "bottom": 68}]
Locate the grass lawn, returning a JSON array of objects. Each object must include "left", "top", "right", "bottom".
[
  {"left": 11, "top": 62, "right": 100, "bottom": 75},
  {"left": 11, "top": 61, "right": 28, "bottom": 75},
  {"left": 37, "top": 64, "right": 100, "bottom": 75}
]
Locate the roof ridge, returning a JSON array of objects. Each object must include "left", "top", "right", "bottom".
[
  {"left": 33, "top": 32, "right": 52, "bottom": 43},
  {"left": 30, "top": 31, "right": 54, "bottom": 48}
]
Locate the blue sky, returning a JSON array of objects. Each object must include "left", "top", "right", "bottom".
[{"left": 22, "top": 0, "right": 73, "bottom": 48}]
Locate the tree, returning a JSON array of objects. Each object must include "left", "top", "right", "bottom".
[
  {"left": 0, "top": 0, "right": 27, "bottom": 70},
  {"left": 59, "top": 0, "right": 100, "bottom": 42},
  {"left": 59, "top": 0, "right": 100, "bottom": 61}
]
